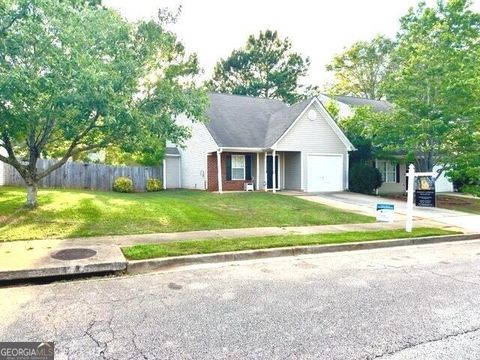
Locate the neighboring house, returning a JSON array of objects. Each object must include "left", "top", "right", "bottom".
[
  {"left": 164, "top": 93, "right": 354, "bottom": 193},
  {"left": 318, "top": 94, "right": 454, "bottom": 194},
  {"left": 318, "top": 94, "right": 392, "bottom": 118}
]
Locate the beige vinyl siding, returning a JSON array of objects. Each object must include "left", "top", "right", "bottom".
[
  {"left": 276, "top": 102, "right": 349, "bottom": 190},
  {"left": 257, "top": 153, "right": 265, "bottom": 189},
  {"left": 173, "top": 115, "right": 218, "bottom": 190},
  {"left": 284, "top": 152, "right": 301, "bottom": 190}
]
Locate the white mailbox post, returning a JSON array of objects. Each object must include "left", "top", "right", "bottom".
[{"left": 405, "top": 164, "right": 436, "bottom": 232}]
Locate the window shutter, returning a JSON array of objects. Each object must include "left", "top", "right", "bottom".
[
  {"left": 245, "top": 154, "right": 252, "bottom": 180},
  {"left": 226, "top": 154, "right": 232, "bottom": 181},
  {"left": 372, "top": 161, "right": 376, "bottom": 168},
  {"left": 396, "top": 163, "right": 400, "bottom": 183}
]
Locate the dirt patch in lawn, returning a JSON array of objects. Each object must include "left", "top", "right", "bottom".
[{"left": 383, "top": 193, "right": 480, "bottom": 215}]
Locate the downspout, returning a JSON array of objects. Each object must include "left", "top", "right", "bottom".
[{"left": 163, "top": 158, "right": 167, "bottom": 190}]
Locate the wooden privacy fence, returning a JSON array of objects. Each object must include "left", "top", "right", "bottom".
[{"left": 3, "top": 159, "right": 163, "bottom": 192}]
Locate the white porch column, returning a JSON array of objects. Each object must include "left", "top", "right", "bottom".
[
  {"left": 264, "top": 152, "right": 268, "bottom": 191},
  {"left": 300, "top": 152, "right": 304, "bottom": 191},
  {"left": 272, "top": 149, "right": 276, "bottom": 193},
  {"left": 217, "top": 150, "right": 223, "bottom": 194},
  {"left": 162, "top": 159, "right": 167, "bottom": 190},
  {"left": 256, "top": 153, "right": 260, "bottom": 190}
]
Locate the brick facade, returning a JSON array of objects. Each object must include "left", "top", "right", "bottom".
[{"left": 207, "top": 152, "right": 251, "bottom": 191}]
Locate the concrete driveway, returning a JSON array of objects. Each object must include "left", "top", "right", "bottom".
[
  {"left": 293, "top": 192, "right": 480, "bottom": 233},
  {"left": 2, "top": 240, "right": 480, "bottom": 359}
]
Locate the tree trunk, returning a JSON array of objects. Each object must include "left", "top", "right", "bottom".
[{"left": 26, "top": 183, "right": 38, "bottom": 208}]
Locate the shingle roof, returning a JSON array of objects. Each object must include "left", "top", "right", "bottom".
[
  {"left": 334, "top": 95, "right": 392, "bottom": 113},
  {"left": 205, "top": 93, "right": 312, "bottom": 148}
]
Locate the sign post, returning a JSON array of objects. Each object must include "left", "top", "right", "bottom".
[
  {"left": 405, "top": 164, "right": 436, "bottom": 232},
  {"left": 406, "top": 165, "right": 415, "bottom": 232}
]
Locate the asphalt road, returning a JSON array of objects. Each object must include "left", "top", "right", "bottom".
[{"left": 2, "top": 240, "right": 480, "bottom": 360}]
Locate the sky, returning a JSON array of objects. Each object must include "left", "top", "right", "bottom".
[{"left": 104, "top": 0, "right": 480, "bottom": 88}]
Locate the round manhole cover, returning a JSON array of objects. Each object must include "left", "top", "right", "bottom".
[{"left": 51, "top": 248, "right": 97, "bottom": 261}]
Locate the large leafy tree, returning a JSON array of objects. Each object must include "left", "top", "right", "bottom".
[
  {"left": 326, "top": 35, "right": 393, "bottom": 100},
  {"left": 339, "top": 106, "right": 388, "bottom": 166},
  {"left": 207, "top": 30, "right": 314, "bottom": 104},
  {"left": 379, "top": 0, "right": 480, "bottom": 174},
  {"left": 0, "top": 0, "right": 208, "bottom": 207}
]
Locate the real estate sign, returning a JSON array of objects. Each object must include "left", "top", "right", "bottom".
[
  {"left": 415, "top": 176, "right": 436, "bottom": 207},
  {"left": 376, "top": 203, "right": 395, "bottom": 222}
]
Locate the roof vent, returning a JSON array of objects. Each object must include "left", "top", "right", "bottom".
[{"left": 308, "top": 109, "right": 317, "bottom": 121}]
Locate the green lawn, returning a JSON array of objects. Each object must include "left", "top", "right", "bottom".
[
  {"left": 0, "top": 187, "right": 374, "bottom": 241},
  {"left": 122, "top": 227, "right": 458, "bottom": 260}
]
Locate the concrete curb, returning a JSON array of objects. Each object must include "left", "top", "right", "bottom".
[
  {"left": 0, "top": 245, "right": 128, "bottom": 282},
  {"left": 1, "top": 261, "right": 127, "bottom": 282},
  {"left": 126, "top": 233, "right": 480, "bottom": 275}
]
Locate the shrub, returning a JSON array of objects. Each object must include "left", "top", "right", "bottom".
[
  {"left": 460, "top": 185, "right": 480, "bottom": 197},
  {"left": 349, "top": 164, "right": 383, "bottom": 194},
  {"left": 113, "top": 176, "right": 134, "bottom": 193},
  {"left": 146, "top": 178, "right": 163, "bottom": 192}
]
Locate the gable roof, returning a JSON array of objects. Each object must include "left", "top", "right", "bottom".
[
  {"left": 333, "top": 95, "right": 392, "bottom": 113},
  {"left": 205, "top": 93, "right": 353, "bottom": 150},
  {"left": 205, "top": 93, "right": 287, "bottom": 148}
]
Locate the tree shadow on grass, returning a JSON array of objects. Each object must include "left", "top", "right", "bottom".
[
  {"left": 0, "top": 190, "right": 58, "bottom": 230},
  {"left": 53, "top": 197, "right": 104, "bottom": 238}
]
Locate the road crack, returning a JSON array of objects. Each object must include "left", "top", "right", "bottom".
[
  {"left": 418, "top": 268, "right": 480, "bottom": 286},
  {"left": 368, "top": 326, "right": 480, "bottom": 359}
]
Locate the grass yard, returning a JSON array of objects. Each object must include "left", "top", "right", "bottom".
[
  {"left": 122, "top": 227, "right": 458, "bottom": 260},
  {"left": 0, "top": 187, "right": 374, "bottom": 241}
]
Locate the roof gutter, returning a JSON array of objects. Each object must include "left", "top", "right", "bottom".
[{"left": 217, "top": 147, "right": 266, "bottom": 152}]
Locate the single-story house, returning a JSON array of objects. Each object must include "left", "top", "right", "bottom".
[
  {"left": 164, "top": 93, "right": 355, "bottom": 193},
  {"left": 318, "top": 94, "right": 454, "bottom": 194}
]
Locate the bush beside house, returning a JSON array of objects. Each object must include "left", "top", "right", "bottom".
[
  {"left": 146, "top": 179, "right": 163, "bottom": 192},
  {"left": 349, "top": 164, "right": 383, "bottom": 194}
]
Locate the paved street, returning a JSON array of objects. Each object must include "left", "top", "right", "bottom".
[{"left": 2, "top": 240, "right": 480, "bottom": 359}]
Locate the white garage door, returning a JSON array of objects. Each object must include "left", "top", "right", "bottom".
[{"left": 307, "top": 154, "right": 343, "bottom": 192}]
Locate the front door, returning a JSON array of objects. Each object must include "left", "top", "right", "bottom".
[{"left": 266, "top": 155, "right": 279, "bottom": 190}]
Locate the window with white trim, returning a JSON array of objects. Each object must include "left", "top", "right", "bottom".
[
  {"left": 378, "top": 160, "right": 397, "bottom": 183},
  {"left": 231, "top": 155, "right": 245, "bottom": 180}
]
